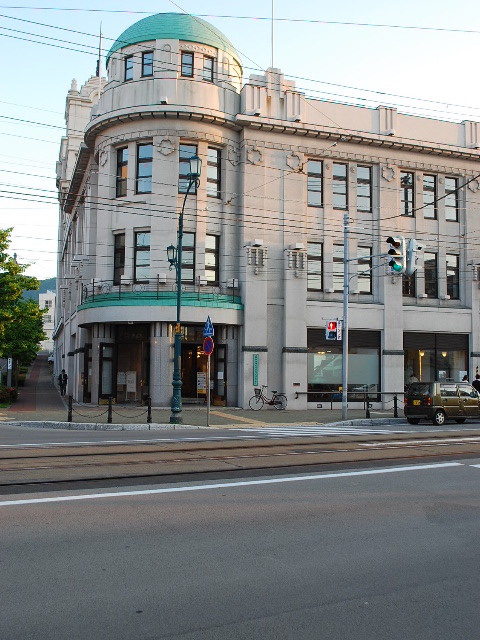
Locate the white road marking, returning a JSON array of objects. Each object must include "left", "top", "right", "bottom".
[
  {"left": 235, "top": 426, "right": 408, "bottom": 437},
  {"left": 0, "top": 462, "right": 463, "bottom": 507},
  {"left": 360, "top": 436, "right": 480, "bottom": 447}
]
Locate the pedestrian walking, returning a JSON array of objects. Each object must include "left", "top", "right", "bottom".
[
  {"left": 472, "top": 374, "right": 480, "bottom": 393},
  {"left": 58, "top": 369, "right": 68, "bottom": 396}
]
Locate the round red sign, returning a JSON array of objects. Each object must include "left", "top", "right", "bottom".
[{"left": 203, "top": 336, "right": 214, "bottom": 356}]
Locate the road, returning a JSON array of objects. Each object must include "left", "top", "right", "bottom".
[{"left": 1, "top": 459, "right": 480, "bottom": 639}]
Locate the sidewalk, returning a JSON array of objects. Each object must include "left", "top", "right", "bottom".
[{"left": 0, "top": 353, "right": 395, "bottom": 429}]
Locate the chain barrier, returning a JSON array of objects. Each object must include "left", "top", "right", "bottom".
[
  {"left": 71, "top": 407, "right": 110, "bottom": 419},
  {"left": 67, "top": 396, "right": 152, "bottom": 424}
]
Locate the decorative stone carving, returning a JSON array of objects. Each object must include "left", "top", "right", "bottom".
[
  {"left": 247, "top": 147, "right": 262, "bottom": 165},
  {"left": 157, "top": 137, "right": 175, "bottom": 156},
  {"left": 227, "top": 146, "right": 240, "bottom": 166},
  {"left": 468, "top": 179, "right": 480, "bottom": 193},
  {"left": 382, "top": 165, "right": 396, "bottom": 182},
  {"left": 99, "top": 149, "right": 108, "bottom": 166},
  {"left": 286, "top": 152, "right": 302, "bottom": 171}
]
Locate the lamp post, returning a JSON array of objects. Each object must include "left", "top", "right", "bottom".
[{"left": 167, "top": 154, "right": 202, "bottom": 424}]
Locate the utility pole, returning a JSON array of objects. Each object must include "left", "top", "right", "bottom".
[{"left": 342, "top": 214, "right": 349, "bottom": 420}]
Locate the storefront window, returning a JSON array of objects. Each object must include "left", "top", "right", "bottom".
[
  {"left": 307, "top": 329, "right": 380, "bottom": 400},
  {"left": 404, "top": 333, "right": 468, "bottom": 387}
]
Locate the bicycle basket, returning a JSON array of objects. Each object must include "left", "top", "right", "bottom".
[{"left": 254, "top": 388, "right": 261, "bottom": 397}]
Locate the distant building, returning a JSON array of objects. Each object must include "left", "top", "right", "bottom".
[
  {"left": 55, "top": 12, "right": 480, "bottom": 408},
  {"left": 39, "top": 291, "right": 56, "bottom": 353}
]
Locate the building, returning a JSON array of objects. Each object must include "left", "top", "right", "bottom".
[
  {"left": 39, "top": 290, "right": 56, "bottom": 353},
  {"left": 54, "top": 12, "right": 480, "bottom": 408}
]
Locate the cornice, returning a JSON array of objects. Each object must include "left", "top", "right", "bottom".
[{"left": 236, "top": 114, "right": 480, "bottom": 162}]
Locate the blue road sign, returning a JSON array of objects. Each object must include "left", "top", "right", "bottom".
[
  {"left": 203, "top": 337, "right": 214, "bottom": 356},
  {"left": 203, "top": 315, "right": 214, "bottom": 338}
]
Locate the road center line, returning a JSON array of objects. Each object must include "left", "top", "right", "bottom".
[{"left": 0, "top": 462, "right": 463, "bottom": 507}]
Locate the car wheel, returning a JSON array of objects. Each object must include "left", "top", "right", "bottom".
[
  {"left": 454, "top": 418, "right": 466, "bottom": 424},
  {"left": 407, "top": 418, "right": 420, "bottom": 425},
  {"left": 432, "top": 410, "right": 446, "bottom": 426}
]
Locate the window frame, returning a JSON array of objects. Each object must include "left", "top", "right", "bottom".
[
  {"left": 179, "top": 143, "right": 198, "bottom": 194},
  {"left": 357, "top": 246, "right": 372, "bottom": 294},
  {"left": 356, "top": 165, "right": 372, "bottom": 213},
  {"left": 307, "top": 160, "right": 323, "bottom": 208},
  {"left": 113, "top": 232, "right": 125, "bottom": 286},
  {"left": 445, "top": 177, "right": 459, "bottom": 222},
  {"left": 134, "top": 230, "right": 150, "bottom": 283},
  {"left": 181, "top": 51, "right": 194, "bottom": 78},
  {"left": 446, "top": 254, "right": 459, "bottom": 300},
  {"left": 205, "top": 234, "right": 219, "bottom": 285},
  {"left": 206, "top": 147, "right": 221, "bottom": 198},
  {"left": 402, "top": 273, "right": 416, "bottom": 298},
  {"left": 136, "top": 143, "right": 153, "bottom": 195},
  {"left": 423, "top": 174, "right": 437, "bottom": 219},
  {"left": 124, "top": 55, "right": 134, "bottom": 82},
  {"left": 203, "top": 55, "right": 214, "bottom": 82},
  {"left": 116, "top": 147, "right": 128, "bottom": 198},
  {"left": 181, "top": 231, "right": 195, "bottom": 285},
  {"left": 401, "top": 171, "right": 415, "bottom": 216},
  {"left": 424, "top": 252, "right": 438, "bottom": 298},
  {"left": 333, "top": 163, "right": 348, "bottom": 210},
  {"left": 142, "top": 51, "right": 154, "bottom": 77},
  {"left": 307, "top": 241, "right": 323, "bottom": 292}
]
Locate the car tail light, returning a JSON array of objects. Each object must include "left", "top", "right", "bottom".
[
  {"left": 427, "top": 397, "right": 431, "bottom": 406},
  {"left": 404, "top": 398, "right": 408, "bottom": 405}
]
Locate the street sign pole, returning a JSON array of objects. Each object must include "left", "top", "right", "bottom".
[
  {"left": 203, "top": 333, "right": 214, "bottom": 428},
  {"left": 207, "top": 354, "right": 210, "bottom": 428}
]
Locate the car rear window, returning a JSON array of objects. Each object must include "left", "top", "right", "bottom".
[{"left": 407, "top": 383, "right": 430, "bottom": 396}]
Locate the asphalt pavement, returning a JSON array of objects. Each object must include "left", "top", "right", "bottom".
[{"left": 0, "top": 353, "right": 394, "bottom": 430}]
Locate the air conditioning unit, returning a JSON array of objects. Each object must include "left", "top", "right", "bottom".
[
  {"left": 157, "top": 273, "right": 167, "bottom": 284},
  {"left": 292, "top": 243, "right": 304, "bottom": 250},
  {"left": 251, "top": 239, "right": 263, "bottom": 247}
]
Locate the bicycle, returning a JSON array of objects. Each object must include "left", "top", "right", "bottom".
[{"left": 249, "top": 385, "right": 287, "bottom": 411}]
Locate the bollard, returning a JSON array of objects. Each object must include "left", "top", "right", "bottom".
[
  {"left": 147, "top": 397, "right": 152, "bottom": 424},
  {"left": 108, "top": 397, "right": 113, "bottom": 424},
  {"left": 394, "top": 394, "right": 398, "bottom": 418},
  {"left": 67, "top": 395, "right": 73, "bottom": 422},
  {"left": 366, "top": 393, "right": 370, "bottom": 419}
]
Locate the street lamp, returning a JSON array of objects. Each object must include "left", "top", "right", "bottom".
[{"left": 167, "top": 154, "right": 202, "bottom": 424}]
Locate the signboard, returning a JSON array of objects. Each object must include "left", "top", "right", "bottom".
[
  {"left": 117, "top": 371, "right": 126, "bottom": 385},
  {"left": 126, "top": 371, "right": 136, "bottom": 393},
  {"left": 197, "top": 372, "right": 207, "bottom": 392},
  {"left": 203, "top": 315, "right": 214, "bottom": 338},
  {"left": 253, "top": 354, "right": 259, "bottom": 387},
  {"left": 203, "top": 336, "right": 214, "bottom": 356},
  {"left": 7, "top": 357, "right": 12, "bottom": 370}
]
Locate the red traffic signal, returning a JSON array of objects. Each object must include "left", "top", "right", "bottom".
[{"left": 326, "top": 320, "right": 338, "bottom": 340}]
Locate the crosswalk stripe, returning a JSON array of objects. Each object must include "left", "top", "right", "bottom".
[{"left": 234, "top": 426, "right": 408, "bottom": 437}]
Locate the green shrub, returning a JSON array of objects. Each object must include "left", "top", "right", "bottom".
[{"left": 0, "top": 387, "right": 18, "bottom": 403}]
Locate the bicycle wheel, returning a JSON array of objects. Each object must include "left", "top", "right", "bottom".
[
  {"left": 249, "top": 395, "right": 264, "bottom": 411},
  {"left": 273, "top": 393, "right": 287, "bottom": 410}
]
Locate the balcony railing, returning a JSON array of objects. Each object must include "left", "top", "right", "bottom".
[{"left": 80, "top": 277, "right": 242, "bottom": 307}]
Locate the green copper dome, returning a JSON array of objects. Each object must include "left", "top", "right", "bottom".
[{"left": 106, "top": 12, "right": 242, "bottom": 69}]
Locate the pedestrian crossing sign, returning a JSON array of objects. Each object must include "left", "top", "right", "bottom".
[{"left": 203, "top": 315, "right": 214, "bottom": 338}]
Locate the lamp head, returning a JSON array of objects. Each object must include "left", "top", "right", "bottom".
[{"left": 188, "top": 154, "right": 202, "bottom": 180}]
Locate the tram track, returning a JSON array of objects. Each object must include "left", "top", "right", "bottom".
[{"left": 2, "top": 431, "right": 480, "bottom": 488}]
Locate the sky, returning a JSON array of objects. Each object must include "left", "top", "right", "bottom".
[{"left": 1, "top": 0, "right": 479, "bottom": 281}]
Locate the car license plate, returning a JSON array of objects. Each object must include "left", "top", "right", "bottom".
[{"left": 413, "top": 400, "right": 421, "bottom": 406}]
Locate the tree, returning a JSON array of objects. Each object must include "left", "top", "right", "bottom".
[{"left": 0, "top": 228, "right": 45, "bottom": 370}]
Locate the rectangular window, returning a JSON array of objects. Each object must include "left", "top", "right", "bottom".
[
  {"left": 44, "top": 315, "right": 52, "bottom": 323},
  {"left": 206, "top": 148, "right": 221, "bottom": 198},
  {"left": 445, "top": 177, "right": 459, "bottom": 222},
  {"left": 142, "top": 51, "right": 153, "bottom": 77},
  {"left": 307, "top": 242, "right": 323, "bottom": 291},
  {"left": 136, "top": 143, "right": 153, "bottom": 194},
  {"left": 181, "top": 231, "right": 195, "bottom": 284},
  {"left": 307, "top": 160, "right": 323, "bottom": 207},
  {"left": 401, "top": 171, "right": 414, "bottom": 216},
  {"left": 203, "top": 55, "right": 214, "bottom": 82},
  {"left": 124, "top": 55, "right": 133, "bottom": 82},
  {"left": 357, "top": 246, "right": 372, "bottom": 294},
  {"left": 333, "top": 163, "right": 348, "bottom": 210},
  {"left": 333, "top": 244, "right": 344, "bottom": 292},
  {"left": 116, "top": 147, "right": 128, "bottom": 197},
  {"left": 403, "top": 273, "right": 416, "bottom": 298},
  {"left": 205, "top": 234, "right": 219, "bottom": 285},
  {"left": 181, "top": 51, "right": 193, "bottom": 77},
  {"left": 113, "top": 233, "right": 125, "bottom": 285},
  {"left": 423, "top": 174, "right": 436, "bottom": 219},
  {"left": 446, "top": 254, "right": 459, "bottom": 299},
  {"left": 356, "top": 166, "right": 372, "bottom": 212},
  {"left": 179, "top": 143, "right": 198, "bottom": 194},
  {"left": 134, "top": 231, "right": 150, "bottom": 282},
  {"left": 424, "top": 252, "right": 438, "bottom": 298}
]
